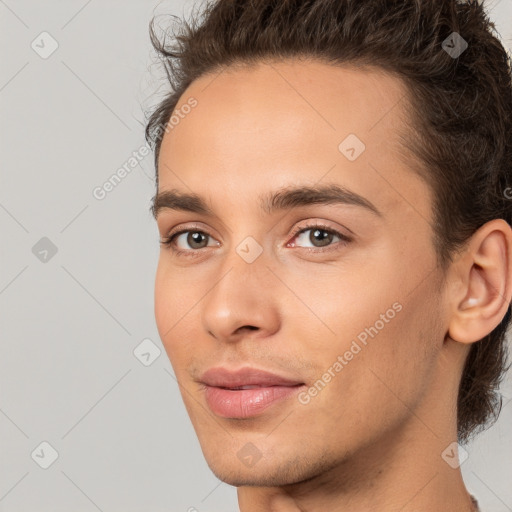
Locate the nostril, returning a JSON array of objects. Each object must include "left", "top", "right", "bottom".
[{"left": 237, "top": 325, "right": 258, "bottom": 333}]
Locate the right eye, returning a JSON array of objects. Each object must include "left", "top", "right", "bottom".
[{"left": 160, "top": 228, "right": 220, "bottom": 256}]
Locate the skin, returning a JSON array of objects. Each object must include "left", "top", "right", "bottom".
[{"left": 153, "top": 58, "right": 512, "bottom": 511}]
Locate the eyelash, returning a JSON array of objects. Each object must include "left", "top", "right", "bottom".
[{"left": 159, "top": 221, "right": 352, "bottom": 258}]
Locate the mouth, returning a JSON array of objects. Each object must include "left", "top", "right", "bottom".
[
  {"left": 203, "top": 383, "right": 306, "bottom": 419},
  {"left": 197, "top": 365, "right": 306, "bottom": 418},
  {"left": 199, "top": 366, "right": 304, "bottom": 387},
  {"left": 218, "top": 385, "right": 284, "bottom": 390}
]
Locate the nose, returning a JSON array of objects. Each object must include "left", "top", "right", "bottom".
[{"left": 200, "top": 251, "right": 281, "bottom": 344}]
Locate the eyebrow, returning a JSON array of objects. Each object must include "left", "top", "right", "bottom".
[{"left": 151, "top": 184, "right": 383, "bottom": 219}]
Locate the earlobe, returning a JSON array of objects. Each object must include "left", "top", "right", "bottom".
[{"left": 448, "top": 219, "right": 512, "bottom": 344}]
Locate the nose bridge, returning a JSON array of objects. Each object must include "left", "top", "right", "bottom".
[
  {"left": 217, "top": 214, "right": 271, "bottom": 279},
  {"left": 212, "top": 234, "right": 272, "bottom": 303}
]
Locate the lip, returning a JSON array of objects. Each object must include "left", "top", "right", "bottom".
[
  {"left": 199, "top": 366, "right": 305, "bottom": 419},
  {"left": 199, "top": 366, "right": 304, "bottom": 388}
]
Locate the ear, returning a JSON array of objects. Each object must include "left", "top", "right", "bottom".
[{"left": 447, "top": 219, "right": 512, "bottom": 344}]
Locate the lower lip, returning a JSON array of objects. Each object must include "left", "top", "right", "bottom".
[{"left": 204, "top": 384, "right": 304, "bottom": 418}]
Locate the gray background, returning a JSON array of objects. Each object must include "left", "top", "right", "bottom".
[{"left": 0, "top": 0, "right": 511, "bottom": 511}]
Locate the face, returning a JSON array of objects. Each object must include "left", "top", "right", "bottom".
[{"left": 153, "top": 59, "right": 449, "bottom": 487}]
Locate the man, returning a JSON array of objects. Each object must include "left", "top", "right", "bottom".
[{"left": 145, "top": 0, "right": 512, "bottom": 510}]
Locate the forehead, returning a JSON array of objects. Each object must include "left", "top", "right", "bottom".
[{"left": 157, "top": 58, "right": 431, "bottom": 224}]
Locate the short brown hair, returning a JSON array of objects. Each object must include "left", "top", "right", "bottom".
[{"left": 145, "top": 0, "right": 512, "bottom": 444}]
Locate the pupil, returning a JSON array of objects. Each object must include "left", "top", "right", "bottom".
[
  {"left": 190, "top": 232, "right": 205, "bottom": 248},
  {"left": 312, "top": 228, "right": 331, "bottom": 247}
]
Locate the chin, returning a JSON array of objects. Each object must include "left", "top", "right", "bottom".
[
  {"left": 206, "top": 463, "right": 298, "bottom": 488},
  {"left": 202, "top": 446, "right": 332, "bottom": 488}
]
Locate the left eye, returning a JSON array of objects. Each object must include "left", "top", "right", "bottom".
[{"left": 288, "top": 225, "right": 351, "bottom": 250}]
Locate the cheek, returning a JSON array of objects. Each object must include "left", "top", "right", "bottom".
[
  {"left": 154, "top": 257, "right": 200, "bottom": 321},
  {"left": 154, "top": 261, "right": 172, "bottom": 338},
  {"left": 284, "top": 246, "right": 405, "bottom": 355},
  {"left": 341, "top": 282, "right": 441, "bottom": 424},
  {"left": 154, "top": 259, "right": 198, "bottom": 359},
  {"left": 289, "top": 243, "right": 439, "bottom": 408},
  {"left": 306, "top": 231, "right": 437, "bottom": 362},
  {"left": 299, "top": 301, "right": 439, "bottom": 448}
]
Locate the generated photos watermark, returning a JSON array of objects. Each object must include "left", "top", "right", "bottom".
[{"left": 298, "top": 301, "right": 403, "bottom": 405}]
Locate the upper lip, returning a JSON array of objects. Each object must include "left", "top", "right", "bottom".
[{"left": 199, "top": 367, "right": 304, "bottom": 388}]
